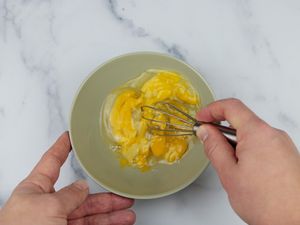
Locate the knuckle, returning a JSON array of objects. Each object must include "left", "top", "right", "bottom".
[
  {"left": 256, "top": 121, "right": 272, "bottom": 132},
  {"left": 244, "top": 120, "right": 272, "bottom": 140},
  {"left": 71, "top": 183, "right": 87, "bottom": 194},
  {"left": 270, "top": 128, "right": 282, "bottom": 138},
  {"left": 70, "top": 184, "right": 80, "bottom": 192},
  {"left": 227, "top": 98, "right": 242, "bottom": 106},
  {"left": 44, "top": 151, "right": 64, "bottom": 167},
  {"left": 266, "top": 127, "right": 290, "bottom": 146},
  {"left": 20, "top": 175, "right": 54, "bottom": 193},
  {"left": 275, "top": 128, "right": 291, "bottom": 143},
  {"left": 274, "top": 128, "right": 288, "bottom": 137}
]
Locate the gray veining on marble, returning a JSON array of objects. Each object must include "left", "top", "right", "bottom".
[
  {"left": 107, "top": 0, "right": 150, "bottom": 38},
  {"left": 1, "top": 0, "right": 22, "bottom": 40},
  {"left": 1, "top": 1, "right": 300, "bottom": 224},
  {"left": 107, "top": 0, "right": 187, "bottom": 61}
]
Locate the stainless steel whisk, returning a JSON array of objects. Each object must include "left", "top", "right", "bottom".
[{"left": 141, "top": 102, "right": 237, "bottom": 147}]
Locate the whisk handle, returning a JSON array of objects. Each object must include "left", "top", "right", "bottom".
[
  {"left": 211, "top": 123, "right": 236, "bottom": 136},
  {"left": 195, "top": 122, "right": 237, "bottom": 148}
]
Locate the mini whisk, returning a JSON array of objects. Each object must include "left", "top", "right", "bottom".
[{"left": 141, "top": 102, "right": 237, "bottom": 147}]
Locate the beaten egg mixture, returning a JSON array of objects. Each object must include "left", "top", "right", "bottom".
[{"left": 103, "top": 70, "right": 200, "bottom": 170}]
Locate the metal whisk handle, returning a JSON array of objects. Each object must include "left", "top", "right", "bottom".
[{"left": 194, "top": 122, "right": 237, "bottom": 148}]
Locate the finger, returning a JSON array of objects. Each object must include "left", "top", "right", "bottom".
[
  {"left": 68, "top": 209, "right": 136, "bottom": 225},
  {"left": 196, "top": 98, "right": 262, "bottom": 131},
  {"left": 22, "top": 132, "right": 71, "bottom": 193},
  {"left": 68, "top": 193, "right": 134, "bottom": 219},
  {"left": 197, "top": 124, "right": 237, "bottom": 189},
  {"left": 53, "top": 180, "right": 89, "bottom": 215}
]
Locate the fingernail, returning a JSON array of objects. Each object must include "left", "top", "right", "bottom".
[
  {"left": 73, "top": 179, "right": 89, "bottom": 190},
  {"left": 196, "top": 125, "right": 208, "bottom": 143}
]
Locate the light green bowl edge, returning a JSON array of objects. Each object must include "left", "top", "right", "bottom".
[{"left": 69, "top": 51, "right": 215, "bottom": 199}]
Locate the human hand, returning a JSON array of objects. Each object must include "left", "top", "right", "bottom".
[
  {"left": 196, "top": 99, "right": 300, "bottom": 225},
  {"left": 0, "top": 132, "right": 136, "bottom": 225}
]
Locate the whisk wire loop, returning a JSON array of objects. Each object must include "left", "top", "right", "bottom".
[{"left": 140, "top": 102, "right": 237, "bottom": 147}]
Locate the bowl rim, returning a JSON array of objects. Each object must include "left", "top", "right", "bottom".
[{"left": 69, "top": 51, "right": 215, "bottom": 199}]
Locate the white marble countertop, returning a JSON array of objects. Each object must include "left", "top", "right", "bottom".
[{"left": 1, "top": 0, "right": 300, "bottom": 224}]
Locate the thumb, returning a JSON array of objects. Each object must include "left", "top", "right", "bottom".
[
  {"left": 197, "top": 124, "right": 237, "bottom": 181},
  {"left": 53, "top": 179, "right": 89, "bottom": 214}
]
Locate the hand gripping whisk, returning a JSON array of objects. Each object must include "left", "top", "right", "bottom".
[{"left": 141, "top": 102, "right": 237, "bottom": 148}]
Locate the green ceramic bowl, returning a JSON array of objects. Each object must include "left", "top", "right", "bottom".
[{"left": 70, "top": 52, "right": 214, "bottom": 199}]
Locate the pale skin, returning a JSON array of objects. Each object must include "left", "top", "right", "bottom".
[
  {"left": 0, "top": 132, "right": 136, "bottom": 225},
  {"left": 196, "top": 98, "right": 300, "bottom": 225},
  {"left": 0, "top": 98, "right": 300, "bottom": 225}
]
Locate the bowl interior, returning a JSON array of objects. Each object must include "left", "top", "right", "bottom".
[{"left": 70, "top": 52, "right": 214, "bottom": 199}]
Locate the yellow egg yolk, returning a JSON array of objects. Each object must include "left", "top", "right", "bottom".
[{"left": 108, "top": 70, "right": 200, "bottom": 170}]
